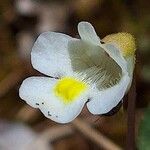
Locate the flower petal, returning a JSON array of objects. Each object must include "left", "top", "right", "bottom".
[
  {"left": 19, "top": 77, "right": 88, "bottom": 123},
  {"left": 87, "top": 43, "right": 130, "bottom": 114},
  {"left": 87, "top": 74, "right": 130, "bottom": 114},
  {"left": 126, "top": 56, "right": 135, "bottom": 91},
  {"left": 102, "top": 43, "right": 128, "bottom": 72},
  {"left": 78, "top": 22, "right": 100, "bottom": 45},
  {"left": 31, "top": 32, "right": 74, "bottom": 77}
]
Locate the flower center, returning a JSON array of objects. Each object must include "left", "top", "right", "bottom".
[{"left": 54, "top": 77, "right": 87, "bottom": 104}]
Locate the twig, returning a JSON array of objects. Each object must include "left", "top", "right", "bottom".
[
  {"left": 0, "top": 69, "right": 25, "bottom": 98},
  {"left": 72, "top": 118, "right": 122, "bottom": 150},
  {"left": 16, "top": 105, "right": 39, "bottom": 122},
  {"left": 16, "top": 105, "right": 122, "bottom": 149},
  {"left": 36, "top": 125, "right": 73, "bottom": 142}
]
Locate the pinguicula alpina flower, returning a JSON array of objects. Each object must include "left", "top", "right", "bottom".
[{"left": 19, "top": 22, "right": 136, "bottom": 123}]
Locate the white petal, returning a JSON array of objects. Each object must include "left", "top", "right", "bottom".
[
  {"left": 87, "top": 43, "right": 130, "bottom": 114},
  {"left": 101, "top": 43, "right": 128, "bottom": 73},
  {"left": 31, "top": 32, "right": 74, "bottom": 77},
  {"left": 125, "top": 56, "right": 135, "bottom": 91},
  {"left": 87, "top": 74, "right": 130, "bottom": 114},
  {"left": 19, "top": 77, "right": 88, "bottom": 123},
  {"left": 78, "top": 22, "right": 100, "bottom": 45}
]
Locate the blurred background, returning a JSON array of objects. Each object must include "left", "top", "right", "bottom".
[{"left": 0, "top": 0, "right": 150, "bottom": 149}]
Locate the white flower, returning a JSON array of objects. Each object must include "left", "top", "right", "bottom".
[{"left": 19, "top": 22, "right": 136, "bottom": 123}]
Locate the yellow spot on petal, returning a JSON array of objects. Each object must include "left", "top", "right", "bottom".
[
  {"left": 102, "top": 32, "right": 136, "bottom": 57},
  {"left": 54, "top": 77, "right": 87, "bottom": 104}
]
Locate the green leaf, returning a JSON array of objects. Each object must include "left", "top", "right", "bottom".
[{"left": 138, "top": 108, "right": 150, "bottom": 150}]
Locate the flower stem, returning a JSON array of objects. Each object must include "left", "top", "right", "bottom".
[{"left": 126, "top": 76, "right": 136, "bottom": 150}]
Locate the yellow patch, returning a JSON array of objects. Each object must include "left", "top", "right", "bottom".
[
  {"left": 54, "top": 77, "right": 87, "bottom": 104},
  {"left": 102, "top": 32, "right": 136, "bottom": 57}
]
